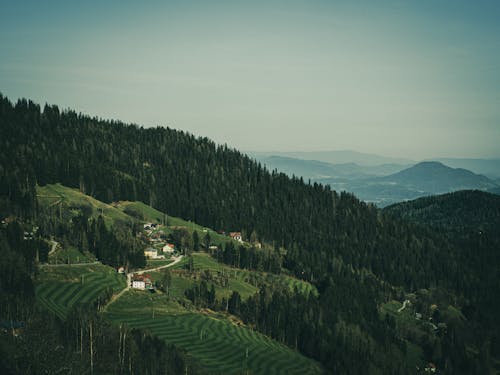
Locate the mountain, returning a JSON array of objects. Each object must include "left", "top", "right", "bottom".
[
  {"left": 249, "top": 150, "right": 414, "bottom": 166},
  {"left": 380, "top": 161, "right": 498, "bottom": 193},
  {"left": 2, "top": 94, "right": 499, "bottom": 374},
  {"left": 255, "top": 156, "right": 498, "bottom": 207},
  {"left": 254, "top": 155, "right": 407, "bottom": 180},
  {"left": 314, "top": 162, "right": 498, "bottom": 207},
  {"left": 432, "top": 157, "right": 500, "bottom": 179}
]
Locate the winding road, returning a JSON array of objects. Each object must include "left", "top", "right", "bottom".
[
  {"left": 104, "top": 255, "right": 184, "bottom": 310},
  {"left": 397, "top": 299, "right": 410, "bottom": 313}
]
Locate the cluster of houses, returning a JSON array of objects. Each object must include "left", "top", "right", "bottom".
[{"left": 142, "top": 222, "right": 176, "bottom": 259}]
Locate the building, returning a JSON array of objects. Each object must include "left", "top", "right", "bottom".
[
  {"left": 131, "top": 274, "right": 152, "bottom": 290},
  {"left": 144, "top": 247, "right": 158, "bottom": 259},
  {"left": 229, "top": 232, "right": 243, "bottom": 242},
  {"left": 144, "top": 247, "right": 165, "bottom": 259},
  {"left": 162, "top": 243, "right": 175, "bottom": 253},
  {"left": 117, "top": 266, "right": 125, "bottom": 274}
]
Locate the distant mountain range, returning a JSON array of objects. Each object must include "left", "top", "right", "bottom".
[
  {"left": 251, "top": 150, "right": 500, "bottom": 179},
  {"left": 319, "top": 162, "right": 499, "bottom": 206},
  {"left": 255, "top": 155, "right": 409, "bottom": 180},
  {"left": 249, "top": 150, "right": 415, "bottom": 167},
  {"left": 253, "top": 153, "right": 500, "bottom": 207}
]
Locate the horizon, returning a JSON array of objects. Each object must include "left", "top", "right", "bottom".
[{"left": 1, "top": 1, "right": 499, "bottom": 159}]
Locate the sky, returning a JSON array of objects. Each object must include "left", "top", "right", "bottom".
[{"left": 1, "top": 0, "right": 499, "bottom": 159}]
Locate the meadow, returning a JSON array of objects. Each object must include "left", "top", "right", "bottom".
[
  {"left": 36, "top": 263, "right": 126, "bottom": 319},
  {"left": 105, "top": 291, "right": 322, "bottom": 375}
]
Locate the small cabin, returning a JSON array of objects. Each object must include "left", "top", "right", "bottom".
[{"left": 229, "top": 232, "right": 243, "bottom": 242}]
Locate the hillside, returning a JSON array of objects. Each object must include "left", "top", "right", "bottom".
[
  {"left": 32, "top": 185, "right": 323, "bottom": 373},
  {"left": 380, "top": 161, "right": 497, "bottom": 193},
  {"left": 384, "top": 190, "right": 500, "bottom": 232},
  {"left": 434, "top": 157, "right": 500, "bottom": 179},
  {"left": 37, "top": 183, "right": 134, "bottom": 227},
  {"left": 2, "top": 95, "right": 499, "bottom": 374}
]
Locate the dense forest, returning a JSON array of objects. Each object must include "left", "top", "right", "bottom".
[
  {"left": 1, "top": 94, "right": 499, "bottom": 373},
  {"left": 0, "top": 220, "right": 203, "bottom": 374},
  {"left": 385, "top": 191, "right": 500, "bottom": 360}
]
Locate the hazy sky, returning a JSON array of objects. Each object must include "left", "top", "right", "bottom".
[{"left": 1, "top": 0, "right": 499, "bottom": 159}]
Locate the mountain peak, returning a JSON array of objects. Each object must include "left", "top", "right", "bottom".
[{"left": 383, "top": 161, "right": 496, "bottom": 194}]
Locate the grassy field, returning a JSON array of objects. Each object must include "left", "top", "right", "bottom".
[
  {"left": 145, "top": 259, "right": 174, "bottom": 268},
  {"left": 105, "top": 291, "right": 322, "bottom": 375},
  {"left": 173, "top": 253, "right": 317, "bottom": 297},
  {"left": 37, "top": 184, "right": 133, "bottom": 227},
  {"left": 114, "top": 200, "right": 240, "bottom": 247},
  {"left": 36, "top": 263, "right": 126, "bottom": 319}
]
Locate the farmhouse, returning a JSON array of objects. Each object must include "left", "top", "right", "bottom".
[
  {"left": 143, "top": 223, "right": 153, "bottom": 230},
  {"left": 131, "top": 274, "right": 152, "bottom": 289},
  {"left": 162, "top": 243, "right": 175, "bottom": 253},
  {"left": 144, "top": 247, "right": 158, "bottom": 258},
  {"left": 229, "top": 232, "right": 243, "bottom": 242},
  {"left": 144, "top": 247, "right": 165, "bottom": 259}
]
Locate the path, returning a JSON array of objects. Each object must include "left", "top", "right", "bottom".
[
  {"left": 397, "top": 299, "right": 410, "bottom": 313},
  {"left": 49, "top": 240, "right": 59, "bottom": 255},
  {"left": 104, "top": 255, "right": 184, "bottom": 310}
]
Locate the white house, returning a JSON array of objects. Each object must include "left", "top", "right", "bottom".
[
  {"left": 132, "top": 279, "right": 146, "bottom": 289},
  {"left": 162, "top": 243, "right": 175, "bottom": 253},
  {"left": 144, "top": 248, "right": 158, "bottom": 259},
  {"left": 132, "top": 274, "right": 152, "bottom": 289}
]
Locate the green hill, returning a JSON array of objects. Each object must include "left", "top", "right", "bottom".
[
  {"left": 105, "top": 291, "right": 322, "bottom": 375},
  {"left": 36, "top": 263, "right": 126, "bottom": 319},
  {"left": 114, "top": 200, "right": 241, "bottom": 247},
  {"left": 170, "top": 252, "right": 317, "bottom": 298},
  {"left": 37, "top": 183, "right": 134, "bottom": 227}
]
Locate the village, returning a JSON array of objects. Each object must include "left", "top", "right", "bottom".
[{"left": 126, "top": 222, "right": 245, "bottom": 291}]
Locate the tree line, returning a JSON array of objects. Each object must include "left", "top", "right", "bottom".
[{"left": 1, "top": 94, "right": 498, "bottom": 373}]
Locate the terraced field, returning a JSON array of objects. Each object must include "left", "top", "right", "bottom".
[
  {"left": 174, "top": 253, "right": 317, "bottom": 297},
  {"left": 36, "top": 265, "right": 126, "bottom": 319},
  {"left": 106, "top": 292, "right": 322, "bottom": 375}
]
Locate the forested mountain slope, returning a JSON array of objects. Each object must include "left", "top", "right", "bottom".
[{"left": 1, "top": 94, "right": 498, "bottom": 373}]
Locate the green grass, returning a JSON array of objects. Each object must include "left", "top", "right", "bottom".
[
  {"left": 36, "top": 263, "right": 126, "bottom": 319},
  {"left": 174, "top": 253, "right": 317, "bottom": 297},
  {"left": 37, "top": 183, "right": 133, "bottom": 227},
  {"left": 145, "top": 259, "right": 174, "bottom": 268},
  {"left": 114, "top": 200, "right": 240, "bottom": 247},
  {"left": 48, "top": 246, "right": 95, "bottom": 264},
  {"left": 105, "top": 291, "right": 322, "bottom": 375}
]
